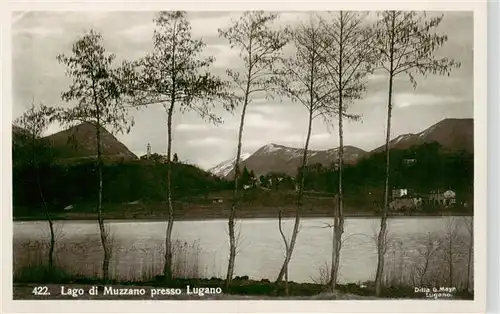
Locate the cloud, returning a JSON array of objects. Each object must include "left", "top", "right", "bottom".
[
  {"left": 311, "top": 133, "right": 332, "bottom": 141},
  {"left": 359, "top": 92, "right": 387, "bottom": 105},
  {"left": 278, "top": 132, "right": 332, "bottom": 147},
  {"left": 13, "top": 26, "right": 63, "bottom": 37},
  {"left": 394, "top": 93, "right": 462, "bottom": 108},
  {"left": 245, "top": 113, "right": 290, "bottom": 130},
  {"left": 203, "top": 44, "right": 241, "bottom": 68},
  {"left": 186, "top": 137, "right": 225, "bottom": 146},
  {"left": 281, "top": 134, "right": 304, "bottom": 144},
  {"left": 275, "top": 12, "right": 310, "bottom": 25},
  {"left": 253, "top": 98, "right": 268, "bottom": 104},
  {"left": 119, "top": 23, "right": 154, "bottom": 41},
  {"left": 247, "top": 104, "right": 283, "bottom": 115},
  {"left": 176, "top": 123, "right": 210, "bottom": 132},
  {"left": 218, "top": 112, "right": 291, "bottom": 131},
  {"left": 11, "top": 11, "right": 473, "bottom": 171},
  {"left": 367, "top": 73, "right": 387, "bottom": 82},
  {"left": 359, "top": 91, "right": 462, "bottom": 109},
  {"left": 190, "top": 12, "right": 242, "bottom": 37}
]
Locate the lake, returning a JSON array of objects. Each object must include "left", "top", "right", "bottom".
[{"left": 13, "top": 216, "right": 473, "bottom": 286}]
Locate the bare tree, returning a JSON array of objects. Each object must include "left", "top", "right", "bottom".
[
  {"left": 440, "top": 217, "right": 463, "bottom": 286},
  {"left": 218, "top": 11, "right": 288, "bottom": 290},
  {"left": 14, "top": 102, "right": 57, "bottom": 274},
  {"left": 463, "top": 216, "right": 473, "bottom": 291},
  {"left": 274, "top": 14, "right": 337, "bottom": 284},
  {"left": 372, "top": 11, "right": 461, "bottom": 296},
  {"left": 318, "top": 11, "right": 374, "bottom": 290},
  {"left": 121, "top": 11, "right": 228, "bottom": 280},
  {"left": 56, "top": 30, "right": 134, "bottom": 282},
  {"left": 413, "top": 232, "right": 439, "bottom": 286}
]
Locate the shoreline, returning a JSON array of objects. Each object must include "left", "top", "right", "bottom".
[{"left": 13, "top": 211, "right": 472, "bottom": 222}]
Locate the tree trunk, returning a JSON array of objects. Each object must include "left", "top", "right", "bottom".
[
  {"left": 164, "top": 25, "right": 178, "bottom": 281},
  {"left": 278, "top": 210, "right": 289, "bottom": 296},
  {"left": 419, "top": 241, "right": 432, "bottom": 286},
  {"left": 164, "top": 102, "right": 175, "bottom": 280},
  {"left": 32, "top": 132, "right": 55, "bottom": 273},
  {"left": 276, "top": 107, "right": 313, "bottom": 283},
  {"left": 96, "top": 123, "right": 110, "bottom": 282},
  {"left": 226, "top": 99, "right": 249, "bottom": 291},
  {"left": 375, "top": 12, "right": 395, "bottom": 297},
  {"left": 330, "top": 100, "right": 344, "bottom": 290},
  {"left": 374, "top": 75, "right": 392, "bottom": 296},
  {"left": 46, "top": 214, "right": 55, "bottom": 272},
  {"left": 330, "top": 13, "right": 344, "bottom": 290},
  {"left": 38, "top": 172, "right": 55, "bottom": 272}
]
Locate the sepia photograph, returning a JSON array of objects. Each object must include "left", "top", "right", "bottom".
[{"left": 1, "top": 1, "right": 489, "bottom": 313}]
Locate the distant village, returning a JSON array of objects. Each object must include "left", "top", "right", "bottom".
[
  {"left": 389, "top": 188, "right": 461, "bottom": 213},
  {"left": 211, "top": 180, "right": 461, "bottom": 214},
  {"left": 138, "top": 143, "right": 466, "bottom": 214}
]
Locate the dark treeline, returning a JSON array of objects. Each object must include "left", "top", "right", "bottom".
[
  {"left": 13, "top": 159, "right": 229, "bottom": 216},
  {"left": 13, "top": 132, "right": 229, "bottom": 214},
  {"left": 301, "top": 142, "right": 473, "bottom": 200},
  {"left": 13, "top": 138, "right": 472, "bottom": 214}
]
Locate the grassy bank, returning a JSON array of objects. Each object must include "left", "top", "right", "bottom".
[
  {"left": 14, "top": 211, "right": 472, "bottom": 222},
  {"left": 13, "top": 198, "right": 472, "bottom": 222}
]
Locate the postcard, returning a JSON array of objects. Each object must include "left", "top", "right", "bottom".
[{"left": 1, "top": 1, "right": 488, "bottom": 313}]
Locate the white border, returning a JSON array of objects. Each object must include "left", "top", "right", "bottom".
[
  {"left": 1, "top": 1, "right": 488, "bottom": 313},
  {"left": 486, "top": 1, "right": 500, "bottom": 314}
]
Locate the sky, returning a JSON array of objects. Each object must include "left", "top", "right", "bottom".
[{"left": 11, "top": 11, "right": 473, "bottom": 170}]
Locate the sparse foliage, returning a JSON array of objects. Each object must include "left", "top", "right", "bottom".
[
  {"left": 218, "top": 10, "right": 289, "bottom": 290},
  {"left": 413, "top": 232, "right": 439, "bottom": 286},
  {"left": 14, "top": 102, "right": 57, "bottom": 273},
  {"left": 440, "top": 217, "right": 462, "bottom": 286},
  {"left": 318, "top": 11, "right": 375, "bottom": 290},
  {"left": 463, "top": 217, "right": 473, "bottom": 291},
  {"left": 121, "top": 11, "right": 228, "bottom": 280},
  {"left": 14, "top": 104, "right": 56, "bottom": 142},
  {"left": 372, "top": 11, "right": 461, "bottom": 296},
  {"left": 56, "top": 29, "right": 134, "bottom": 282},
  {"left": 56, "top": 31, "right": 134, "bottom": 134},
  {"left": 274, "top": 13, "right": 335, "bottom": 284}
]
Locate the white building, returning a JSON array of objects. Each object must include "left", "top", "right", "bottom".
[{"left": 392, "top": 188, "right": 408, "bottom": 199}]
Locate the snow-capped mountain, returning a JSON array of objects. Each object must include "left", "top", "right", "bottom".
[
  {"left": 209, "top": 152, "right": 252, "bottom": 177},
  {"left": 224, "top": 143, "right": 367, "bottom": 179},
  {"left": 210, "top": 118, "right": 473, "bottom": 179}
]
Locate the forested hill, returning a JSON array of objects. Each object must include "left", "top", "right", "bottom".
[{"left": 12, "top": 121, "right": 473, "bottom": 217}]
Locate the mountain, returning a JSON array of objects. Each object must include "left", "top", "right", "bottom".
[
  {"left": 43, "top": 122, "right": 138, "bottom": 162},
  {"left": 217, "top": 118, "right": 473, "bottom": 179},
  {"left": 225, "top": 144, "right": 367, "bottom": 179},
  {"left": 371, "top": 118, "right": 473, "bottom": 154},
  {"left": 209, "top": 152, "right": 252, "bottom": 177}
]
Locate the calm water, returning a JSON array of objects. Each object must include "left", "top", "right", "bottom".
[{"left": 13, "top": 216, "right": 472, "bottom": 284}]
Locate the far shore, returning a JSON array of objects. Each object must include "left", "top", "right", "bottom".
[{"left": 13, "top": 210, "right": 472, "bottom": 223}]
